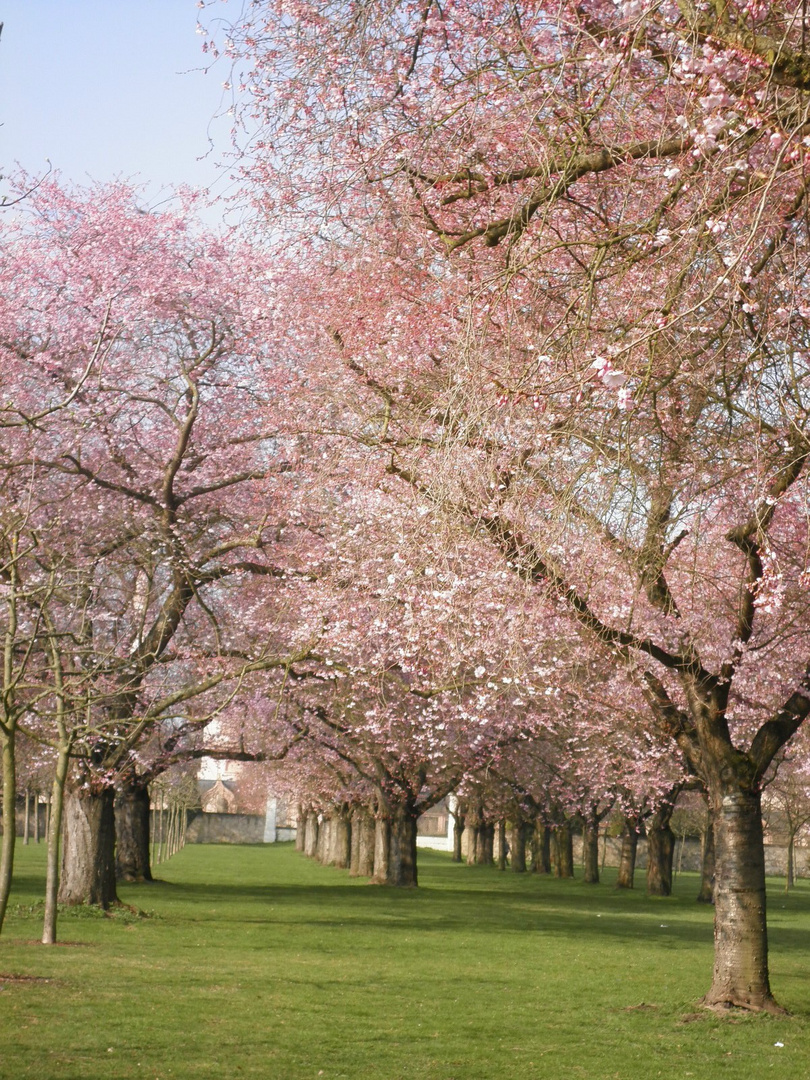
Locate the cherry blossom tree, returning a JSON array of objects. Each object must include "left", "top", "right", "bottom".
[
  {"left": 0, "top": 177, "right": 320, "bottom": 916},
  {"left": 216, "top": 0, "right": 810, "bottom": 1011}
]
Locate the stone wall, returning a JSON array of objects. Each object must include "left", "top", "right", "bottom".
[{"left": 184, "top": 811, "right": 267, "bottom": 844}]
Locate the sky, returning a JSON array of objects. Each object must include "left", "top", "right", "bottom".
[{"left": 0, "top": 0, "right": 241, "bottom": 220}]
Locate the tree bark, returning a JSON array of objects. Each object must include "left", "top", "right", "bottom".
[
  {"left": 316, "top": 816, "right": 329, "bottom": 863},
  {"left": 357, "top": 811, "right": 376, "bottom": 877},
  {"left": 583, "top": 819, "right": 600, "bottom": 884},
  {"left": 387, "top": 804, "right": 418, "bottom": 887},
  {"left": 42, "top": 740, "right": 70, "bottom": 944},
  {"left": 531, "top": 821, "right": 551, "bottom": 874},
  {"left": 295, "top": 805, "right": 306, "bottom": 851},
  {"left": 497, "top": 821, "right": 507, "bottom": 870},
  {"left": 697, "top": 804, "right": 716, "bottom": 904},
  {"left": 372, "top": 815, "right": 391, "bottom": 884},
  {"left": 476, "top": 821, "right": 495, "bottom": 866},
  {"left": 510, "top": 820, "right": 528, "bottom": 872},
  {"left": 349, "top": 809, "right": 362, "bottom": 876},
  {"left": 329, "top": 810, "right": 351, "bottom": 869},
  {"left": 115, "top": 775, "right": 153, "bottom": 883},
  {"left": 304, "top": 811, "right": 319, "bottom": 858},
  {"left": 646, "top": 803, "right": 675, "bottom": 897},
  {"left": 704, "top": 789, "right": 779, "bottom": 1012},
  {"left": 0, "top": 731, "right": 16, "bottom": 933},
  {"left": 553, "top": 823, "right": 574, "bottom": 878},
  {"left": 58, "top": 780, "right": 118, "bottom": 908},
  {"left": 616, "top": 816, "right": 640, "bottom": 889},
  {"left": 452, "top": 810, "right": 464, "bottom": 862}
]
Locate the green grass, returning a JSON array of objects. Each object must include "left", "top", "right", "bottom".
[{"left": 1, "top": 844, "right": 809, "bottom": 1080}]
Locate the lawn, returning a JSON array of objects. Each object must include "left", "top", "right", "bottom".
[{"left": 1, "top": 843, "right": 809, "bottom": 1080}]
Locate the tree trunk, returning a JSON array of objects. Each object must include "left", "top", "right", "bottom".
[
  {"left": 703, "top": 789, "right": 779, "bottom": 1012},
  {"left": 23, "top": 788, "right": 30, "bottom": 845},
  {"left": 58, "top": 781, "right": 118, "bottom": 908},
  {"left": 452, "top": 812, "right": 464, "bottom": 862},
  {"left": 476, "top": 822, "right": 494, "bottom": 865},
  {"left": 646, "top": 803, "right": 675, "bottom": 897},
  {"left": 115, "top": 776, "right": 153, "bottom": 883},
  {"left": 349, "top": 809, "right": 362, "bottom": 876},
  {"left": 295, "top": 805, "right": 306, "bottom": 851},
  {"left": 330, "top": 811, "right": 351, "bottom": 869},
  {"left": 304, "top": 812, "right": 319, "bottom": 858},
  {"left": 387, "top": 804, "right": 418, "bottom": 887},
  {"left": 372, "top": 816, "right": 391, "bottom": 884},
  {"left": 497, "top": 821, "right": 507, "bottom": 870},
  {"left": 0, "top": 731, "right": 17, "bottom": 933},
  {"left": 357, "top": 811, "right": 376, "bottom": 877},
  {"left": 316, "top": 817, "right": 329, "bottom": 863},
  {"left": 616, "top": 817, "right": 640, "bottom": 890},
  {"left": 510, "top": 820, "right": 527, "bottom": 872},
  {"left": 42, "top": 740, "right": 70, "bottom": 944},
  {"left": 466, "top": 804, "right": 481, "bottom": 865},
  {"left": 583, "top": 820, "right": 600, "bottom": 884},
  {"left": 553, "top": 823, "right": 574, "bottom": 878},
  {"left": 697, "top": 804, "right": 716, "bottom": 904},
  {"left": 465, "top": 824, "right": 477, "bottom": 865},
  {"left": 531, "top": 821, "right": 551, "bottom": 874}
]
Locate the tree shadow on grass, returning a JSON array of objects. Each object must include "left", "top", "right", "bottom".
[{"left": 123, "top": 848, "right": 810, "bottom": 954}]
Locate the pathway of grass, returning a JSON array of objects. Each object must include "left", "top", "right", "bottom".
[{"left": 1, "top": 844, "right": 809, "bottom": 1080}]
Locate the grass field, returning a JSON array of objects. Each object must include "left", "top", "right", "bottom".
[{"left": 1, "top": 843, "right": 809, "bottom": 1080}]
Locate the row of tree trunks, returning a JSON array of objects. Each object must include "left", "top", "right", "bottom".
[
  {"left": 299, "top": 799, "right": 717, "bottom": 907},
  {"left": 298, "top": 803, "right": 420, "bottom": 887}
]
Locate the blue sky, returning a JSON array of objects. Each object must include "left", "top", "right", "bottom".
[{"left": 0, "top": 0, "right": 239, "bottom": 217}]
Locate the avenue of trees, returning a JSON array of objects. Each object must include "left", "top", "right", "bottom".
[{"left": 2, "top": 0, "right": 810, "bottom": 1017}]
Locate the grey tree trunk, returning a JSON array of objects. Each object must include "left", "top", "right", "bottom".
[
  {"left": 697, "top": 804, "right": 716, "bottom": 904},
  {"left": 646, "top": 803, "right": 675, "bottom": 897},
  {"left": 476, "top": 822, "right": 494, "bottom": 865},
  {"left": 372, "top": 816, "right": 391, "bottom": 884},
  {"left": 357, "top": 812, "right": 376, "bottom": 878},
  {"left": 530, "top": 821, "right": 551, "bottom": 874},
  {"left": 452, "top": 811, "right": 464, "bottom": 862},
  {"left": 316, "top": 816, "right": 329, "bottom": 863},
  {"left": 304, "top": 812, "right": 319, "bottom": 858},
  {"left": 349, "top": 809, "right": 362, "bottom": 876},
  {"left": 704, "top": 789, "right": 778, "bottom": 1012},
  {"left": 329, "top": 811, "right": 351, "bottom": 869},
  {"left": 497, "top": 821, "right": 507, "bottom": 870},
  {"left": 115, "top": 776, "right": 153, "bottom": 883},
  {"left": 58, "top": 781, "right": 118, "bottom": 908},
  {"left": 616, "top": 816, "right": 640, "bottom": 889},
  {"left": 583, "top": 820, "right": 600, "bottom": 884},
  {"left": 42, "top": 740, "right": 70, "bottom": 944},
  {"left": 0, "top": 731, "right": 17, "bottom": 933},
  {"left": 553, "top": 823, "right": 574, "bottom": 878},
  {"left": 509, "top": 820, "right": 528, "bottom": 872}
]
